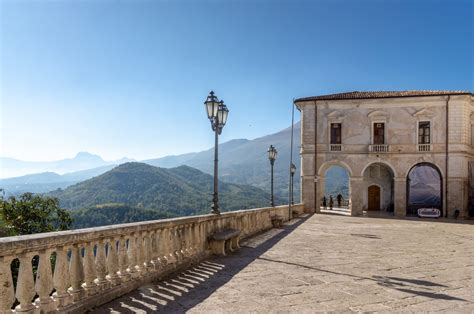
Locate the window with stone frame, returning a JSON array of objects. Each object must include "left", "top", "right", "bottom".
[
  {"left": 373, "top": 123, "right": 385, "bottom": 144},
  {"left": 330, "top": 123, "right": 342, "bottom": 144},
  {"left": 418, "top": 121, "right": 431, "bottom": 144}
]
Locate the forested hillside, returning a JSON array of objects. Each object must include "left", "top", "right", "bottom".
[{"left": 51, "top": 163, "right": 283, "bottom": 218}]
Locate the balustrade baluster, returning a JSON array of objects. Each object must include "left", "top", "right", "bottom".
[
  {"left": 83, "top": 242, "right": 97, "bottom": 295},
  {"left": 142, "top": 233, "right": 152, "bottom": 271},
  {"left": 95, "top": 241, "right": 108, "bottom": 290},
  {"left": 118, "top": 236, "right": 130, "bottom": 281},
  {"left": 187, "top": 224, "right": 196, "bottom": 257},
  {"left": 154, "top": 229, "right": 164, "bottom": 267},
  {"left": 127, "top": 235, "right": 138, "bottom": 277},
  {"left": 15, "top": 255, "right": 35, "bottom": 312},
  {"left": 35, "top": 251, "right": 55, "bottom": 312},
  {"left": 189, "top": 224, "right": 196, "bottom": 257},
  {"left": 167, "top": 228, "right": 177, "bottom": 264},
  {"left": 173, "top": 227, "right": 182, "bottom": 263},
  {"left": 160, "top": 228, "right": 171, "bottom": 266},
  {"left": 0, "top": 256, "right": 15, "bottom": 313},
  {"left": 69, "top": 245, "right": 85, "bottom": 302},
  {"left": 106, "top": 238, "right": 120, "bottom": 285},
  {"left": 135, "top": 233, "right": 145, "bottom": 273},
  {"left": 177, "top": 226, "right": 185, "bottom": 260},
  {"left": 149, "top": 231, "right": 159, "bottom": 270},
  {"left": 53, "top": 247, "right": 72, "bottom": 310}
]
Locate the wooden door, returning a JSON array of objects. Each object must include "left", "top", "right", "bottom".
[{"left": 368, "top": 185, "right": 380, "bottom": 211}]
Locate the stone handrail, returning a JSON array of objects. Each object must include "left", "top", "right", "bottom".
[{"left": 0, "top": 204, "right": 303, "bottom": 313}]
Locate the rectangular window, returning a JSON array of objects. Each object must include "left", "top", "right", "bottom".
[
  {"left": 418, "top": 121, "right": 431, "bottom": 144},
  {"left": 330, "top": 123, "right": 342, "bottom": 144},
  {"left": 373, "top": 123, "right": 385, "bottom": 144}
]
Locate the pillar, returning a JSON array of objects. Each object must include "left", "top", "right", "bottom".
[
  {"left": 394, "top": 177, "right": 406, "bottom": 217},
  {"left": 350, "top": 177, "right": 364, "bottom": 216}
]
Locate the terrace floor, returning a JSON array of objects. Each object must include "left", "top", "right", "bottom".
[{"left": 93, "top": 214, "right": 474, "bottom": 313}]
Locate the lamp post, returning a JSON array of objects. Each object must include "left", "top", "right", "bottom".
[
  {"left": 290, "top": 163, "right": 296, "bottom": 205},
  {"left": 268, "top": 145, "right": 277, "bottom": 207},
  {"left": 204, "top": 91, "right": 229, "bottom": 215}
]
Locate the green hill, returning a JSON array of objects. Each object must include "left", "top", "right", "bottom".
[
  {"left": 50, "top": 162, "right": 283, "bottom": 217},
  {"left": 70, "top": 203, "right": 176, "bottom": 228}
]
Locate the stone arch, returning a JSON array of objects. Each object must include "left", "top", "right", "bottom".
[
  {"left": 318, "top": 160, "right": 353, "bottom": 177},
  {"left": 404, "top": 160, "right": 445, "bottom": 179},
  {"left": 406, "top": 162, "right": 443, "bottom": 216},
  {"left": 360, "top": 161, "right": 398, "bottom": 178},
  {"left": 318, "top": 162, "right": 352, "bottom": 211},
  {"left": 362, "top": 162, "right": 395, "bottom": 212}
]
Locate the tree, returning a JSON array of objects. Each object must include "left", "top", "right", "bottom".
[{"left": 0, "top": 192, "right": 72, "bottom": 236}]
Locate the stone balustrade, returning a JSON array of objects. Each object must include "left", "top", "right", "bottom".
[
  {"left": 368, "top": 144, "right": 389, "bottom": 153},
  {"left": 0, "top": 204, "right": 303, "bottom": 313}
]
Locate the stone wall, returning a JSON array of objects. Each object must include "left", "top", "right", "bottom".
[{"left": 0, "top": 204, "right": 303, "bottom": 313}]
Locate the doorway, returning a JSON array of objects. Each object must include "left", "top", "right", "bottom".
[{"left": 368, "top": 185, "right": 381, "bottom": 211}]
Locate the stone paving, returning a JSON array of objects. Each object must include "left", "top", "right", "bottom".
[{"left": 93, "top": 214, "right": 474, "bottom": 313}]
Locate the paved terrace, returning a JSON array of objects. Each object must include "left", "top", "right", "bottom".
[{"left": 95, "top": 214, "right": 474, "bottom": 313}]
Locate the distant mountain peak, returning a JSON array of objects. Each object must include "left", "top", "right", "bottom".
[{"left": 74, "top": 152, "right": 104, "bottom": 161}]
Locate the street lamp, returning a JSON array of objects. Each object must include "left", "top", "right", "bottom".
[
  {"left": 268, "top": 145, "right": 277, "bottom": 207},
  {"left": 204, "top": 91, "right": 229, "bottom": 214},
  {"left": 290, "top": 163, "right": 296, "bottom": 205}
]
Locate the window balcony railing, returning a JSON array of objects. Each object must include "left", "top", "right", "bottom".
[
  {"left": 330, "top": 144, "right": 342, "bottom": 152},
  {"left": 417, "top": 144, "right": 431, "bottom": 152},
  {"left": 369, "top": 144, "right": 389, "bottom": 153}
]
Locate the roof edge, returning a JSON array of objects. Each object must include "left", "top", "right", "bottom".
[{"left": 294, "top": 90, "right": 474, "bottom": 103}]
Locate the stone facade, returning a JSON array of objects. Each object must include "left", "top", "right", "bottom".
[{"left": 295, "top": 91, "right": 474, "bottom": 218}]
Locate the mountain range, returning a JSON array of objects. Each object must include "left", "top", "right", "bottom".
[
  {"left": 144, "top": 123, "right": 301, "bottom": 201},
  {"left": 0, "top": 164, "right": 117, "bottom": 195},
  {"left": 0, "top": 122, "right": 355, "bottom": 203},
  {"left": 1, "top": 123, "right": 303, "bottom": 201},
  {"left": 0, "top": 152, "right": 132, "bottom": 179},
  {"left": 50, "top": 162, "right": 283, "bottom": 216}
]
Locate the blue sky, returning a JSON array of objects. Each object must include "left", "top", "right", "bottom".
[{"left": 1, "top": 0, "right": 472, "bottom": 161}]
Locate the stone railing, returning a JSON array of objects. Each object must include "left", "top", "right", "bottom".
[
  {"left": 417, "top": 144, "right": 432, "bottom": 152},
  {"left": 0, "top": 204, "right": 303, "bottom": 313},
  {"left": 329, "top": 144, "right": 342, "bottom": 152},
  {"left": 368, "top": 144, "right": 389, "bottom": 153}
]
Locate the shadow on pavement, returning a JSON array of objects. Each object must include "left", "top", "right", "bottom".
[
  {"left": 91, "top": 214, "right": 312, "bottom": 313},
  {"left": 255, "top": 258, "right": 465, "bottom": 302}
]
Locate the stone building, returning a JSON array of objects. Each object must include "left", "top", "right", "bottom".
[{"left": 295, "top": 91, "right": 474, "bottom": 218}]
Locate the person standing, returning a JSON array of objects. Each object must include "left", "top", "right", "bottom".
[
  {"left": 329, "top": 195, "right": 334, "bottom": 210},
  {"left": 337, "top": 194, "right": 343, "bottom": 207},
  {"left": 322, "top": 196, "right": 327, "bottom": 210}
]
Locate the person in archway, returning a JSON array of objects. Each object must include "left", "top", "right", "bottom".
[
  {"left": 322, "top": 196, "right": 327, "bottom": 209},
  {"left": 329, "top": 195, "right": 334, "bottom": 210},
  {"left": 337, "top": 194, "right": 343, "bottom": 207}
]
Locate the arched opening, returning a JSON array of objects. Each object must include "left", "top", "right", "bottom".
[
  {"left": 362, "top": 163, "right": 394, "bottom": 212},
  {"left": 322, "top": 165, "right": 350, "bottom": 210},
  {"left": 406, "top": 163, "right": 443, "bottom": 216}
]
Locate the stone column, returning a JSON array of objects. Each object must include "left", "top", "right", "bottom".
[
  {"left": 301, "top": 176, "right": 315, "bottom": 213},
  {"left": 0, "top": 256, "right": 15, "bottom": 313},
  {"left": 394, "top": 177, "right": 406, "bottom": 217},
  {"left": 316, "top": 176, "right": 325, "bottom": 213},
  {"left": 15, "top": 255, "right": 35, "bottom": 312},
  {"left": 350, "top": 177, "right": 363, "bottom": 216},
  {"left": 35, "top": 251, "right": 55, "bottom": 312},
  {"left": 447, "top": 178, "right": 468, "bottom": 218}
]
